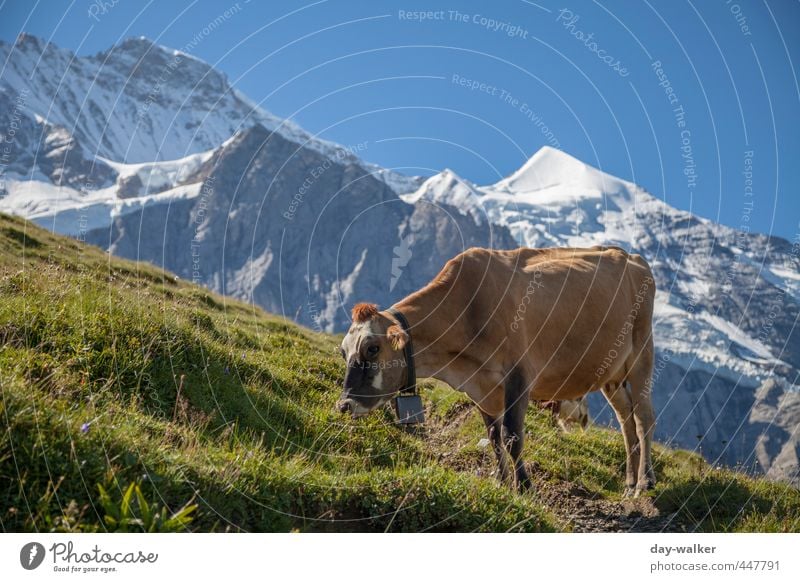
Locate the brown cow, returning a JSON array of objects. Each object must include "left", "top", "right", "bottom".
[
  {"left": 536, "top": 397, "right": 591, "bottom": 431},
  {"left": 337, "top": 246, "right": 656, "bottom": 496}
]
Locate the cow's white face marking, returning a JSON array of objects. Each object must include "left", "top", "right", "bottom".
[
  {"left": 341, "top": 321, "right": 378, "bottom": 361},
  {"left": 372, "top": 369, "right": 383, "bottom": 391}
]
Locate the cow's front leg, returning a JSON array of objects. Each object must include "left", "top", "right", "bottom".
[
  {"left": 479, "top": 411, "right": 510, "bottom": 483},
  {"left": 503, "top": 368, "right": 531, "bottom": 491}
]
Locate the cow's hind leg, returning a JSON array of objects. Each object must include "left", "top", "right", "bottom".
[
  {"left": 602, "top": 382, "right": 640, "bottom": 496},
  {"left": 629, "top": 336, "right": 656, "bottom": 496},
  {"left": 479, "top": 411, "right": 511, "bottom": 484},
  {"left": 503, "top": 368, "right": 531, "bottom": 491}
]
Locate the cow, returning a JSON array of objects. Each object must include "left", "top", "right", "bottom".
[
  {"left": 557, "top": 397, "right": 591, "bottom": 431},
  {"left": 536, "top": 397, "right": 590, "bottom": 431},
  {"left": 337, "top": 246, "right": 656, "bottom": 497}
]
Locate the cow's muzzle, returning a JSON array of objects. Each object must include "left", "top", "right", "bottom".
[{"left": 336, "top": 397, "right": 372, "bottom": 418}]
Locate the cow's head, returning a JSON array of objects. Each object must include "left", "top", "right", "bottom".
[
  {"left": 557, "top": 397, "right": 590, "bottom": 431},
  {"left": 336, "top": 303, "right": 409, "bottom": 418}
]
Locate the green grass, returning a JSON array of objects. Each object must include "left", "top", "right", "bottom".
[{"left": 0, "top": 212, "right": 798, "bottom": 532}]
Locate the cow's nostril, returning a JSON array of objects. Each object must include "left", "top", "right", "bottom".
[{"left": 337, "top": 399, "right": 352, "bottom": 413}]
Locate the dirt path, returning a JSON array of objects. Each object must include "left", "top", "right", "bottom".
[
  {"left": 527, "top": 465, "right": 686, "bottom": 532},
  {"left": 423, "top": 403, "right": 688, "bottom": 532}
]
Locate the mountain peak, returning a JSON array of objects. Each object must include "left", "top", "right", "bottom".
[
  {"left": 529, "top": 145, "right": 587, "bottom": 169},
  {"left": 114, "top": 36, "right": 156, "bottom": 54},
  {"left": 416, "top": 168, "right": 474, "bottom": 194},
  {"left": 121, "top": 35, "right": 155, "bottom": 47},
  {"left": 402, "top": 168, "right": 485, "bottom": 224},
  {"left": 436, "top": 167, "right": 467, "bottom": 184},
  {"left": 490, "top": 145, "right": 632, "bottom": 198},
  {"left": 14, "top": 32, "right": 45, "bottom": 49},
  {"left": 497, "top": 146, "right": 594, "bottom": 189},
  {"left": 102, "top": 35, "right": 196, "bottom": 67},
  {"left": 7, "top": 32, "right": 67, "bottom": 57}
]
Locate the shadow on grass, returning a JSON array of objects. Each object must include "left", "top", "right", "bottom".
[{"left": 655, "top": 472, "right": 796, "bottom": 531}]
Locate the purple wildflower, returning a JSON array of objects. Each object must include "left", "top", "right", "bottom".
[{"left": 80, "top": 423, "right": 90, "bottom": 434}]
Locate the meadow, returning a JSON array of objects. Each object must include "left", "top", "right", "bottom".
[{"left": 1, "top": 213, "right": 798, "bottom": 532}]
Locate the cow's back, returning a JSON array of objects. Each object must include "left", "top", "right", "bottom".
[{"left": 443, "top": 246, "right": 654, "bottom": 400}]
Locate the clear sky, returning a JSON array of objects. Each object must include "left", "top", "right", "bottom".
[{"left": 1, "top": 0, "right": 798, "bottom": 240}]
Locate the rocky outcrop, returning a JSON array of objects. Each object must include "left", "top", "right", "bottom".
[{"left": 85, "top": 124, "right": 516, "bottom": 332}]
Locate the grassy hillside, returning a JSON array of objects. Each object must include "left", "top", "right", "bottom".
[{"left": 1, "top": 213, "right": 798, "bottom": 532}]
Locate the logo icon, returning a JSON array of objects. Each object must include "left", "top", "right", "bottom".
[
  {"left": 20, "top": 542, "right": 45, "bottom": 570},
  {"left": 390, "top": 233, "right": 413, "bottom": 292}
]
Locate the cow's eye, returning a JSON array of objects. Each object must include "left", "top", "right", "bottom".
[{"left": 367, "top": 345, "right": 380, "bottom": 357}]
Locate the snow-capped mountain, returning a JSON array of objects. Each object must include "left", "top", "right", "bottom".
[
  {"left": 1, "top": 35, "right": 798, "bottom": 484},
  {"left": 412, "top": 147, "right": 799, "bottom": 387},
  {"left": 0, "top": 33, "right": 420, "bottom": 233}
]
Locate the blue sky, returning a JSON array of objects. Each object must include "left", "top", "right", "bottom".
[{"left": 1, "top": 0, "right": 798, "bottom": 240}]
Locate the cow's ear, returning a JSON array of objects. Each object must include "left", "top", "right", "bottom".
[{"left": 386, "top": 325, "right": 408, "bottom": 351}]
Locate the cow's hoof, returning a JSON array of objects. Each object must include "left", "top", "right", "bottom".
[
  {"left": 634, "top": 480, "right": 655, "bottom": 497},
  {"left": 623, "top": 486, "right": 636, "bottom": 498}
]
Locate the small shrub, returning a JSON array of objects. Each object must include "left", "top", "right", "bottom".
[{"left": 97, "top": 480, "right": 198, "bottom": 533}]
